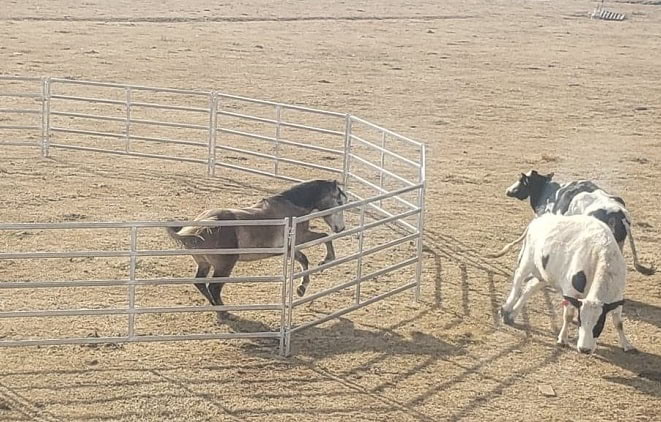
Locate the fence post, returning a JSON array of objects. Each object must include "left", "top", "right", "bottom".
[
  {"left": 355, "top": 203, "right": 366, "bottom": 305},
  {"left": 207, "top": 92, "right": 218, "bottom": 177},
  {"left": 124, "top": 87, "right": 132, "bottom": 153},
  {"left": 414, "top": 144, "right": 426, "bottom": 301},
  {"left": 128, "top": 226, "right": 138, "bottom": 339},
  {"left": 40, "top": 78, "right": 51, "bottom": 158},
  {"left": 279, "top": 217, "right": 291, "bottom": 356},
  {"left": 342, "top": 114, "right": 352, "bottom": 188},
  {"left": 274, "top": 105, "right": 282, "bottom": 176},
  {"left": 379, "top": 131, "right": 387, "bottom": 207},
  {"left": 284, "top": 218, "right": 298, "bottom": 357}
]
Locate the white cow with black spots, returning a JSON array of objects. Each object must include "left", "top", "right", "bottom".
[
  {"left": 504, "top": 170, "right": 654, "bottom": 275},
  {"left": 496, "top": 213, "right": 635, "bottom": 354}
]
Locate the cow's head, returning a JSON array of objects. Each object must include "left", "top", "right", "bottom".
[
  {"left": 506, "top": 170, "right": 554, "bottom": 200},
  {"left": 564, "top": 296, "right": 625, "bottom": 354}
]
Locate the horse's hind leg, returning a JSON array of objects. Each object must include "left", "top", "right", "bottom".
[
  {"left": 294, "top": 251, "right": 311, "bottom": 297},
  {"left": 193, "top": 259, "right": 214, "bottom": 305},
  {"left": 208, "top": 255, "right": 238, "bottom": 323}
]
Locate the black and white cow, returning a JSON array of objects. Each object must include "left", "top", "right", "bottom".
[
  {"left": 497, "top": 214, "right": 635, "bottom": 354},
  {"left": 504, "top": 170, "right": 654, "bottom": 275}
]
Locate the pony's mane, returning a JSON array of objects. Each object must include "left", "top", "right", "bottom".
[{"left": 271, "top": 180, "right": 335, "bottom": 210}]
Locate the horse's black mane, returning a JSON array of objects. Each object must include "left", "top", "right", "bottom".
[{"left": 271, "top": 180, "right": 335, "bottom": 209}]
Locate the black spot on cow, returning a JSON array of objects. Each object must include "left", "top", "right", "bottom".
[
  {"left": 542, "top": 254, "right": 550, "bottom": 269},
  {"left": 593, "top": 312, "right": 608, "bottom": 338},
  {"left": 594, "top": 300, "right": 625, "bottom": 338},
  {"left": 588, "top": 209, "right": 628, "bottom": 244},
  {"left": 551, "top": 180, "right": 600, "bottom": 215},
  {"left": 572, "top": 271, "right": 587, "bottom": 293}
]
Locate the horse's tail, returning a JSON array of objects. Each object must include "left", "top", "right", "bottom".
[
  {"left": 485, "top": 226, "right": 529, "bottom": 258},
  {"left": 166, "top": 224, "right": 207, "bottom": 247},
  {"left": 166, "top": 225, "right": 186, "bottom": 246}
]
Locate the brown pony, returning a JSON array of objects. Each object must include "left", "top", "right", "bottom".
[{"left": 167, "top": 179, "right": 347, "bottom": 322}]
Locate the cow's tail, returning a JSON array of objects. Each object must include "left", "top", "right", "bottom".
[
  {"left": 486, "top": 226, "right": 529, "bottom": 258},
  {"left": 623, "top": 219, "right": 655, "bottom": 275}
]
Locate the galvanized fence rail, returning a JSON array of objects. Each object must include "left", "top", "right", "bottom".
[
  {"left": 0, "top": 219, "right": 291, "bottom": 350},
  {"left": 0, "top": 76, "right": 426, "bottom": 355}
]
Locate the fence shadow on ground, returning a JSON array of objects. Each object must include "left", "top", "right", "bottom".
[
  {"left": 2, "top": 232, "right": 659, "bottom": 421},
  {"left": 227, "top": 314, "right": 465, "bottom": 360},
  {"left": 625, "top": 298, "right": 661, "bottom": 330},
  {"left": 47, "top": 155, "right": 281, "bottom": 198},
  {"left": 5, "top": 155, "right": 660, "bottom": 419}
]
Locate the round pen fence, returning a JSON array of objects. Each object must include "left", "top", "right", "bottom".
[{"left": 0, "top": 76, "right": 426, "bottom": 356}]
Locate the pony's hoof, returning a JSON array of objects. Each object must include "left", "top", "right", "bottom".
[
  {"left": 319, "top": 257, "right": 335, "bottom": 266},
  {"left": 216, "top": 311, "right": 233, "bottom": 323},
  {"left": 296, "top": 285, "right": 306, "bottom": 297}
]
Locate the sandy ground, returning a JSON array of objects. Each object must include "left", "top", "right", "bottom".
[{"left": 1, "top": 0, "right": 661, "bottom": 420}]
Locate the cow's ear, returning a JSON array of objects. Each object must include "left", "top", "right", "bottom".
[
  {"left": 546, "top": 172, "right": 555, "bottom": 180},
  {"left": 604, "top": 300, "right": 625, "bottom": 313}
]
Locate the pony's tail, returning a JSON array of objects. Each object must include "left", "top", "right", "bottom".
[
  {"left": 166, "top": 226, "right": 185, "bottom": 245},
  {"left": 165, "top": 224, "right": 208, "bottom": 248}
]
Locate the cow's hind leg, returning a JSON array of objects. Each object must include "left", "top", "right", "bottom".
[
  {"left": 500, "top": 255, "right": 532, "bottom": 325},
  {"left": 557, "top": 303, "right": 575, "bottom": 347},
  {"left": 294, "top": 251, "right": 311, "bottom": 297},
  {"left": 208, "top": 255, "right": 238, "bottom": 323},
  {"left": 509, "top": 277, "right": 544, "bottom": 322},
  {"left": 611, "top": 306, "right": 636, "bottom": 352}
]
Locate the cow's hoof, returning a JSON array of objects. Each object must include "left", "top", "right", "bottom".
[
  {"left": 296, "top": 285, "right": 307, "bottom": 297},
  {"left": 556, "top": 339, "right": 568, "bottom": 348},
  {"left": 624, "top": 345, "right": 639, "bottom": 354},
  {"left": 500, "top": 308, "right": 514, "bottom": 326}
]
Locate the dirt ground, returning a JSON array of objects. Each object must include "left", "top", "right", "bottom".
[{"left": 1, "top": 0, "right": 661, "bottom": 420}]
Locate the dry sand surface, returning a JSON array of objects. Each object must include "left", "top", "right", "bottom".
[{"left": 1, "top": 0, "right": 661, "bottom": 420}]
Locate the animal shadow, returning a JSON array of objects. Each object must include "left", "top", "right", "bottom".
[
  {"left": 600, "top": 347, "right": 661, "bottom": 397},
  {"left": 226, "top": 314, "right": 464, "bottom": 360},
  {"left": 625, "top": 299, "right": 661, "bottom": 330}
]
